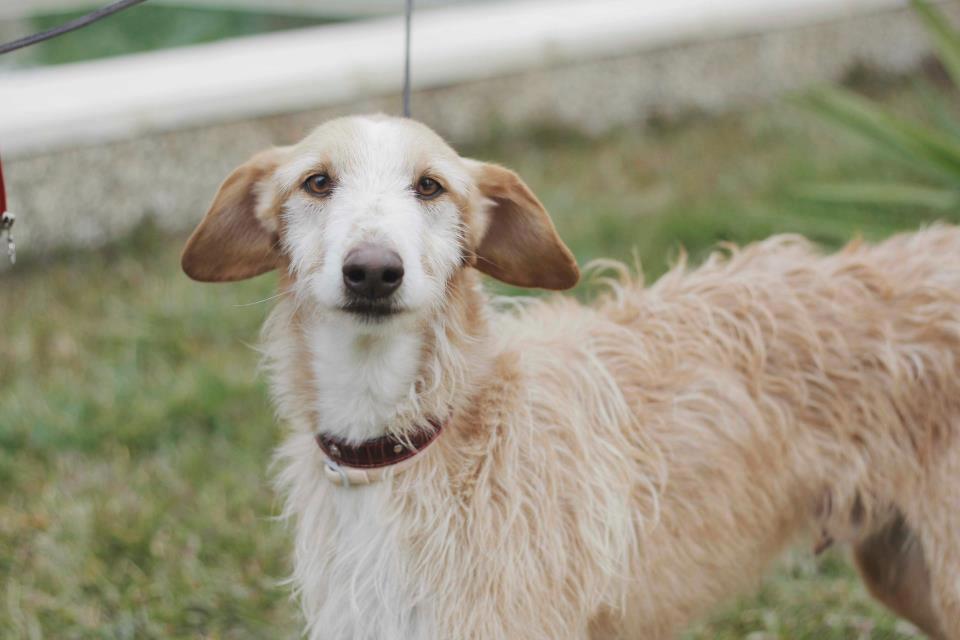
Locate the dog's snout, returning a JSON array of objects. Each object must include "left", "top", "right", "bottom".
[{"left": 342, "top": 243, "right": 405, "bottom": 300}]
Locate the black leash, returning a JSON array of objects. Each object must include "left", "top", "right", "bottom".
[
  {"left": 0, "top": 0, "right": 149, "bottom": 56},
  {"left": 403, "top": 0, "right": 414, "bottom": 117}
]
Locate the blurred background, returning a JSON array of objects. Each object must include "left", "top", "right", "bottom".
[{"left": 2, "top": 0, "right": 959, "bottom": 637}]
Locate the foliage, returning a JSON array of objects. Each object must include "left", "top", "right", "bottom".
[
  {"left": 11, "top": 5, "right": 333, "bottom": 67},
  {"left": 798, "top": 0, "right": 960, "bottom": 213}
]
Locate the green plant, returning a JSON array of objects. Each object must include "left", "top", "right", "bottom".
[
  {"left": 798, "top": 0, "right": 960, "bottom": 212},
  {"left": 20, "top": 5, "right": 334, "bottom": 67}
]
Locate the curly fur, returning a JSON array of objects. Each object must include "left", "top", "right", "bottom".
[{"left": 265, "top": 225, "right": 960, "bottom": 639}]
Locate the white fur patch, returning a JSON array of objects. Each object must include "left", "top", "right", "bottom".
[
  {"left": 277, "top": 116, "right": 466, "bottom": 323},
  {"left": 263, "top": 118, "right": 473, "bottom": 636},
  {"left": 275, "top": 434, "right": 436, "bottom": 640},
  {"left": 304, "top": 315, "right": 424, "bottom": 442}
]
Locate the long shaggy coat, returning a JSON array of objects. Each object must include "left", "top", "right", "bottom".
[
  {"left": 181, "top": 115, "right": 959, "bottom": 639},
  {"left": 269, "top": 228, "right": 960, "bottom": 639}
]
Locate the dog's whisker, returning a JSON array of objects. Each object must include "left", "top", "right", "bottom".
[{"left": 234, "top": 289, "right": 293, "bottom": 307}]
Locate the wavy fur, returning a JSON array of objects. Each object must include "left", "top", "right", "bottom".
[{"left": 265, "top": 225, "right": 960, "bottom": 639}]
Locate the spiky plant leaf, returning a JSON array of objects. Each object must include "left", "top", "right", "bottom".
[
  {"left": 912, "top": 0, "right": 960, "bottom": 88},
  {"left": 794, "top": 182, "right": 960, "bottom": 210},
  {"left": 804, "top": 88, "right": 960, "bottom": 186}
]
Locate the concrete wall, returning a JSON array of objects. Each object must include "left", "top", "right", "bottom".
[{"left": 1, "top": 0, "right": 954, "bottom": 262}]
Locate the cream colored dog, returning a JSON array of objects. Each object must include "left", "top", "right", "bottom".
[{"left": 182, "top": 114, "right": 960, "bottom": 640}]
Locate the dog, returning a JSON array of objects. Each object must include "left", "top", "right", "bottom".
[{"left": 181, "top": 114, "right": 960, "bottom": 639}]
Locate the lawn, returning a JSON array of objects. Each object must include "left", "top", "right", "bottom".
[
  {"left": 2, "top": 73, "right": 955, "bottom": 638},
  {"left": 5, "top": 5, "right": 334, "bottom": 68}
]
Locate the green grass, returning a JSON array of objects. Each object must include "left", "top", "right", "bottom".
[
  {"left": 3, "top": 75, "right": 955, "bottom": 638},
  {"left": 7, "top": 5, "right": 334, "bottom": 67}
]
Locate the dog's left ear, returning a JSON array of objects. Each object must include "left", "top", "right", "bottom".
[
  {"left": 467, "top": 161, "right": 579, "bottom": 290},
  {"left": 181, "top": 147, "right": 290, "bottom": 282}
]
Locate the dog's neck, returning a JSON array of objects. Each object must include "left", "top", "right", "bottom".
[
  {"left": 304, "top": 317, "right": 426, "bottom": 442},
  {"left": 268, "top": 269, "right": 489, "bottom": 444}
]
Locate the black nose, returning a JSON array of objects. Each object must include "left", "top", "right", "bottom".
[{"left": 342, "top": 243, "right": 405, "bottom": 300}]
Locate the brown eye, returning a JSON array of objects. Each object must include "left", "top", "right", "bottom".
[
  {"left": 415, "top": 176, "right": 443, "bottom": 199},
  {"left": 304, "top": 173, "right": 332, "bottom": 196}
]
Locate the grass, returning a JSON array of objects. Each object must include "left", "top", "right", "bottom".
[
  {"left": 3, "top": 73, "right": 957, "bottom": 638},
  {"left": 5, "top": 5, "right": 334, "bottom": 68}
]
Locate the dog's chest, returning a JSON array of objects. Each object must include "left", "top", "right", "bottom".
[{"left": 303, "top": 482, "right": 435, "bottom": 640}]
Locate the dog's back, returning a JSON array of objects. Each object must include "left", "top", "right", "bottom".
[
  {"left": 266, "top": 224, "right": 960, "bottom": 640},
  {"left": 505, "top": 225, "right": 960, "bottom": 638}
]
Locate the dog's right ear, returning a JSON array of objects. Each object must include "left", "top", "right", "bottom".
[{"left": 181, "top": 147, "right": 289, "bottom": 282}]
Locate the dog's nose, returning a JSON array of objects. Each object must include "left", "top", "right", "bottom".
[{"left": 342, "top": 243, "right": 404, "bottom": 299}]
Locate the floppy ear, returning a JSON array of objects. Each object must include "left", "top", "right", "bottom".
[
  {"left": 181, "top": 147, "right": 289, "bottom": 282},
  {"left": 468, "top": 161, "right": 579, "bottom": 290}
]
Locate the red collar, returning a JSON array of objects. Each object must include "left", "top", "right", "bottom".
[{"left": 315, "top": 418, "right": 444, "bottom": 470}]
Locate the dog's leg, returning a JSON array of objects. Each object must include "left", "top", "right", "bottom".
[
  {"left": 897, "top": 445, "right": 960, "bottom": 639},
  {"left": 854, "top": 512, "right": 946, "bottom": 639}
]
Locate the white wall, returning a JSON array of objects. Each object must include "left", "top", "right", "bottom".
[
  {"left": 0, "top": 0, "right": 915, "bottom": 157},
  {"left": 1, "top": 0, "right": 945, "bottom": 261}
]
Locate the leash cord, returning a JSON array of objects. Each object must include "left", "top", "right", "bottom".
[
  {"left": 0, "top": 0, "right": 149, "bottom": 56},
  {"left": 403, "top": 0, "right": 414, "bottom": 117}
]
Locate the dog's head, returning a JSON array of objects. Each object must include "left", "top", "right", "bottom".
[{"left": 181, "top": 115, "right": 579, "bottom": 323}]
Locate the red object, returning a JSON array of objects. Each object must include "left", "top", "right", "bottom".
[{"left": 0, "top": 150, "right": 7, "bottom": 214}]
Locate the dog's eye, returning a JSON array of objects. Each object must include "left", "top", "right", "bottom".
[
  {"left": 304, "top": 173, "right": 333, "bottom": 197},
  {"left": 414, "top": 176, "right": 443, "bottom": 199}
]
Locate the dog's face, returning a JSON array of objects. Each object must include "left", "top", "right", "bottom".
[{"left": 181, "top": 115, "right": 579, "bottom": 324}]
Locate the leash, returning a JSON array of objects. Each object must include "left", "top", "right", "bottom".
[
  {"left": 403, "top": 0, "right": 414, "bottom": 117},
  {"left": 0, "top": 0, "right": 149, "bottom": 56}
]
